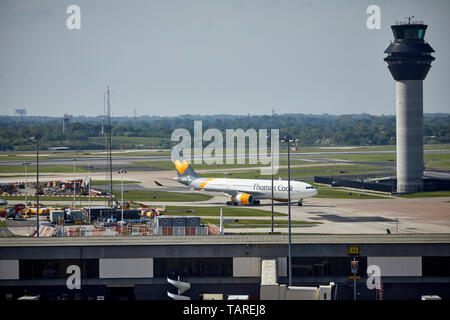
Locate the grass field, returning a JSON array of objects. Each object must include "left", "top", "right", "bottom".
[
  {"left": 1, "top": 195, "right": 107, "bottom": 201},
  {"left": 199, "top": 164, "right": 390, "bottom": 180},
  {"left": 425, "top": 153, "right": 450, "bottom": 162},
  {"left": 426, "top": 162, "right": 450, "bottom": 169},
  {"left": 0, "top": 149, "right": 171, "bottom": 161},
  {"left": 0, "top": 151, "right": 103, "bottom": 161},
  {"left": 0, "top": 166, "right": 88, "bottom": 174},
  {"left": 1, "top": 143, "right": 448, "bottom": 160},
  {"left": 200, "top": 218, "right": 318, "bottom": 228},
  {"left": 398, "top": 191, "right": 450, "bottom": 198},
  {"left": 163, "top": 205, "right": 285, "bottom": 217},
  {"left": 162, "top": 205, "right": 318, "bottom": 229},
  {"left": 112, "top": 190, "right": 212, "bottom": 202},
  {"left": 91, "top": 180, "right": 141, "bottom": 186},
  {"left": 0, "top": 159, "right": 390, "bottom": 177},
  {"left": 302, "top": 153, "right": 397, "bottom": 162},
  {"left": 301, "top": 151, "right": 450, "bottom": 165},
  {"left": 424, "top": 153, "right": 450, "bottom": 168},
  {"left": 312, "top": 185, "right": 391, "bottom": 199},
  {"left": 88, "top": 136, "right": 168, "bottom": 149},
  {"left": 2, "top": 190, "right": 213, "bottom": 202},
  {"left": 130, "top": 158, "right": 314, "bottom": 170}
]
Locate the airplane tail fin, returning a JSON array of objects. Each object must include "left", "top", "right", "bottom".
[{"left": 174, "top": 159, "right": 200, "bottom": 178}]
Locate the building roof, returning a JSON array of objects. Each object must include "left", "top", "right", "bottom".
[{"left": 1, "top": 233, "right": 449, "bottom": 247}]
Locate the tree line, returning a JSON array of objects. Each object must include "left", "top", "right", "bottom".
[{"left": 0, "top": 114, "right": 448, "bottom": 151}]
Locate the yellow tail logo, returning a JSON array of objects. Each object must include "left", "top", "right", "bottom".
[{"left": 174, "top": 159, "right": 190, "bottom": 175}]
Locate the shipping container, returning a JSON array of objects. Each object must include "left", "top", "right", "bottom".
[
  {"left": 156, "top": 216, "right": 173, "bottom": 227},
  {"left": 186, "top": 216, "right": 201, "bottom": 227},
  {"left": 173, "top": 226, "right": 185, "bottom": 236},
  {"left": 86, "top": 207, "right": 114, "bottom": 222},
  {"left": 50, "top": 210, "right": 65, "bottom": 224},
  {"left": 66, "top": 209, "right": 82, "bottom": 221},
  {"left": 185, "top": 227, "right": 196, "bottom": 236},
  {"left": 197, "top": 227, "right": 208, "bottom": 236},
  {"left": 162, "top": 226, "right": 173, "bottom": 236},
  {"left": 173, "top": 217, "right": 187, "bottom": 227}
]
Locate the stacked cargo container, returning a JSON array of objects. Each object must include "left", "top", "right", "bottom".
[
  {"left": 155, "top": 216, "right": 204, "bottom": 236},
  {"left": 186, "top": 216, "right": 201, "bottom": 236},
  {"left": 49, "top": 210, "right": 65, "bottom": 224}
]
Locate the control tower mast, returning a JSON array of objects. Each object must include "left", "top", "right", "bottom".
[{"left": 384, "top": 18, "right": 435, "bottom": 193}]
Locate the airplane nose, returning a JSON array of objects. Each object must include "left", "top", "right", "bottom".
[{"left": 311, "top": 188, "right": 318, "bottom": 196}]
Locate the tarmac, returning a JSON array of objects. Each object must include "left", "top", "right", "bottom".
[{"left": 1, "top": 169, "right": 449, "bottom": 235}]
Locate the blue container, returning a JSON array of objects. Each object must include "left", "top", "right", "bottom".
[{"left": 186, "top": 216, "right": 201, "bottom": 227}]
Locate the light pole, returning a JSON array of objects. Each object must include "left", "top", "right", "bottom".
[
  {"left": 281, "top": 135, "right": 298, "bottom": 286},
  {"left": 351, "top": 258, "right": 359, "bottom": 301},
  {"left": 271, "top": 109, "right": 274, "bottom": 235},
  {"left": 118, "top": 169, "right": 127, "bottom": 224},
  {"left": 31, "top": 136, "right": 40, "bottom": 237},
  {"left": 72, "top": 158, "right": 77, "bottom": 208},
  {"left": 87, "top": 165, "right": 93, "bottom": 224},
  {"left": 22, "top": 162, "right": 30, "bottom": 216}
]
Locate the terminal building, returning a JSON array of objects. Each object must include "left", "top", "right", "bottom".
[{"left": 0, "top": 234, "right": 449, "bottom": 300}]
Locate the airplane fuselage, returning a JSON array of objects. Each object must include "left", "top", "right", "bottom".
[{"left": 182, "top": 177, "right": 317, "bottom": 201}]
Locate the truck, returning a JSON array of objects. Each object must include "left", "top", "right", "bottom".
[{"left": 0, "top": 208, "right": 17, "bottom": 220}]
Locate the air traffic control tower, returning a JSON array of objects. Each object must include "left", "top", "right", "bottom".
[{"left": 384, "top": 18, "right": 435, "bottom": 193}]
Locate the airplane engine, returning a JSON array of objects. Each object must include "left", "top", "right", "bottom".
[{"left": 230, "top": 193, "right": 258, "bottom": 205}]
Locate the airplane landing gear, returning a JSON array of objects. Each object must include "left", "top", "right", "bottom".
[{"left": 226, "top": 200, "right": 260, "bottom": 206}]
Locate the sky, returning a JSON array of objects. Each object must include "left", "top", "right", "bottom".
[{"left": 0, "top": 0, "right": 449, "bottom": 117}]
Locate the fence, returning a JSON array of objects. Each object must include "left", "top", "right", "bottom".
[
  {"left": 53, "top": 225, "right": 208, "bottom": 237},
  {"left": 155, "top": 226, "right": 208, "bottom": 236},
  {"left": 315, "top": 170, "right": 450, "bottom": 193},
  {"left": 314, "top": 172, "right": 397, "bottom": 193}
]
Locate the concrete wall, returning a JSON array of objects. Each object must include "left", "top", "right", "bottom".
[
  {"left": 1, "top": 241, "right": 448, "bottom": 261},
  {"left": 0, "top": 260, "right": 19, "bottom": 280},
  {"left": 260, "top": 259, "right": 334, "bottom": 300},
  {"left": 263, "top": 284, "right": 336, "bottom": 300},
  {"left": 99, "top": 258, "right": 153, "bottom": 279},
  {"left": 279, "top": 285, "right": 319, "bottom": 300},
  {"left": 367, "top": 256, "right": 422, "bottom": 277},
  {"left": 1, "top": 237, "right": 449, "bottom": 300},
  {"left": 396, "top": 80, "right": 424, "bottom": 193},
  {"left": 277, "top": 257, "right": 287, "bottom": 278},
  {"left": 233, "top": 257, "right": 261, "bottom": 277}
]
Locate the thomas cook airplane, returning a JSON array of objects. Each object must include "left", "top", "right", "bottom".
[{"left": 173, "top": 159, "right": 317, "bottom": 206}]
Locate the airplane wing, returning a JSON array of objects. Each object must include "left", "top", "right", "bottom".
[
  {"left": 153, "top": 179, "right": 196, "bottom": 192},
  {"left": 221, "top": 189, "right": 266, "bottom": 196}
]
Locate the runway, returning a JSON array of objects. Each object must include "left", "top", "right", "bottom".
[
  {"left": 1, "top": 149, "right": 448, "bottom": 167},
  {"left": 1, "top": 150, "right": 449, "bottom": 236}
]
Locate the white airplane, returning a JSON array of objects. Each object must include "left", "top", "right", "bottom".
[{"left": 173, "top": 159, "right": 317, "bottom": 206}]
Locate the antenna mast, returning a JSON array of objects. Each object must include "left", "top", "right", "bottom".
[
  {"left": 106, "top": 87, "right": 113, "bottom": 207},
  {"left": 404, "top": 16, "right": 415, "bottom": 24}
]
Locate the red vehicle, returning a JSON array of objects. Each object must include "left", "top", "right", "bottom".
[{"left": 14, "top": 204, "right": 25, "bottom": 213}]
